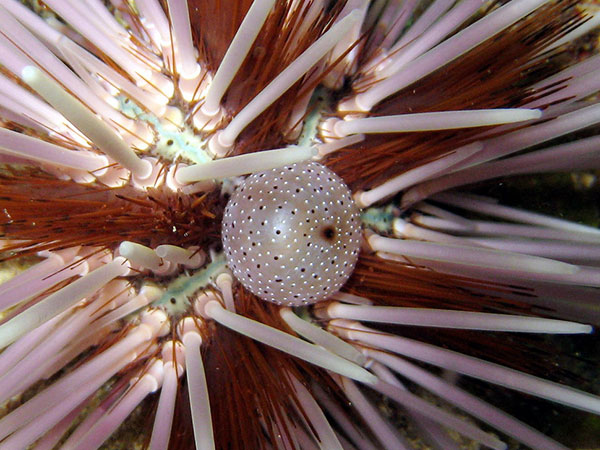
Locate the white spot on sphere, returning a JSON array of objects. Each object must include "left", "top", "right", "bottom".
[{"left": 222, "top": 161, "right": 361, "bottom": 306}]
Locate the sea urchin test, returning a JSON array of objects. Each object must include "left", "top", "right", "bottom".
[{"left": 222, "top": 161, "right": 361, "bottom": 306}]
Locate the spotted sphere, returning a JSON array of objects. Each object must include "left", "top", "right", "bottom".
[{"left": 222, "top": 161, "right": 361, "bottom": 306}]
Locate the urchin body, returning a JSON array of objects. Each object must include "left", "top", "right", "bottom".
[{"left": 222, "top": 161, "right": 361, "bottom": 306}]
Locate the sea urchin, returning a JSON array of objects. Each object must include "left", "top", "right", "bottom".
[{"left": 0, "top": 1, "right": 600, "bottom": 449}]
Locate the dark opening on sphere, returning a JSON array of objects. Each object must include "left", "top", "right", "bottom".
[{"left": 222, "top": 161, "right": 362, "bottom": 306}]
